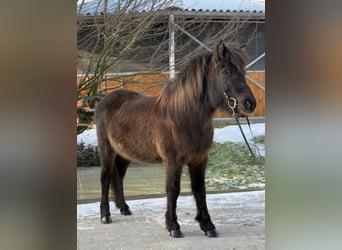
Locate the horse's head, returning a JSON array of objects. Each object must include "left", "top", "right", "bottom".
[{"left": 211, "top": 41, "right": 256, "bottom": 115}]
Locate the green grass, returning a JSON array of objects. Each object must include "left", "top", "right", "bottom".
[
  {"left": 206, "top": 140, "right": 265, "bottom": 190},
  {"left": 182, "top": 138, "right": 265, "bottom": 190}
]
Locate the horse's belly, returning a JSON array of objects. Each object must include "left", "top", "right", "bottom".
[{"left": 109, "top": 138, "right": 162, "bottom": 163}]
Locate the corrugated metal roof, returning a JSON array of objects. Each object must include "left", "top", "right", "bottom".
[
  {"left": 182, "top": 0, "right": 264, "bottom": 12},
  {"left": 78, "top": 0, "right": 264, "bottom": 16}
]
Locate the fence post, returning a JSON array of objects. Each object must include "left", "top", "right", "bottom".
[{"left": 169, "top": 14, "right": 175, "bottom": 80}]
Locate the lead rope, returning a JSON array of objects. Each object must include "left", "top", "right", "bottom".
[
  {"left": 245, "top": 116, "right": 263, "bottom": 159},
  {"left": 224, "top": 92, "right": 257, "bottom": 160},
  {"left": 235, "top": 115, "right": 256, "bottom": 160}
]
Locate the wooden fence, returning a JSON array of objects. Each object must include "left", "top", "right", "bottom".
[{"left": 77, "top": 71, "right": 265, "bottom": 118}]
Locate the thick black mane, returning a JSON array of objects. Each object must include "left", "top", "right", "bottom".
[{"left": 157, "top": 52, "right": 213, "bottom": 124}]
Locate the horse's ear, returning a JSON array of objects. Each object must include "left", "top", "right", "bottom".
[{"left": 214, "top": 40, "right": 226, "bottom": 63}]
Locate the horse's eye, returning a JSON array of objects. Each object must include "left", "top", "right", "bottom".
[{"left": 221, "top": 69, "right": 229, "bottom": 75}]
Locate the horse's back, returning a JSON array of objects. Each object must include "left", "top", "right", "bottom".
[
  {"left": 95, "top": 88, "right": 161, "bottom": 163},
  {"left": 96, "top": 89, "right": 142, "bottom": 117}
]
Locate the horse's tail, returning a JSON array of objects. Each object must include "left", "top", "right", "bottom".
[{"left": 94, "top": 94, "right": 115, "bottom": 166}]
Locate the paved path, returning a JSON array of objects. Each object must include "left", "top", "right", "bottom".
[
  {"left": 77, "top": 165, "right": 263, "bottom": 203},
  {"left": 77, "top": 165, "right": 191, "bottom": 203},
  {"left": 77, "top": 191, "right": 265, "bottom": 249}
]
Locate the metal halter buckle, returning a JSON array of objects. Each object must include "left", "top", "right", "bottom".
[
  {"left": 227, "top": 97, "right": 238, "bottom": 118},
  {"left": 228, "top": 97, "right": 237, "bottom": 110}
]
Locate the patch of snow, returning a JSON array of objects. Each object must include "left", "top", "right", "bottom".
[
  {"left": 213, "top": 123, "right": 264, "bottom": 144},
  {"left": 77, "top": 129, "right": 98, "bottom": 146},
  {"left": 248, "top": 183, "right": 265, "bottom": 188},
  {"left": 77, "top": 190, "right": 265, "bottom": 224}
]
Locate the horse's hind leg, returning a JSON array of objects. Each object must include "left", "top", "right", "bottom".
[
  {"left": 99, "top": 143, "right": 115, "bottom": 224},
  {"left": 188, "top": 159, "right": 217, "bottom": 237},
  {"left": 111, "top": 155, "right": 132, "bottom": 215},
  {"left": 96, "top": 114, "right": 116, "bottom": 224}
]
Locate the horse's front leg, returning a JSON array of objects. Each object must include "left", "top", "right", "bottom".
[
  {"left": 188, "top": 158, "right": 217, "bottom": 237},
  {"left": 164, "top": 163, "right": 183, "bottom": 238}
]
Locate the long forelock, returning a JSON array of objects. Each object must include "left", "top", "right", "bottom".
[{"left": 225, "top": 43, "right": 248, "bottom": 75}]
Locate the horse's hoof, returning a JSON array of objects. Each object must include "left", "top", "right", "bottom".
[
  {"left": 120, "top": 208, "right": 132, "bottom": 216},
  {"left": 169, "top": 229, "right": 183, "bottom": 238},
  {"left": 101, "top": 215, "right": 112, "bottom": 224},
  {"left": 205, "top": 229, "right": 218, "bottom": 237}
]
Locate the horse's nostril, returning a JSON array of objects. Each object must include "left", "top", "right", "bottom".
[
  {"left": 245, "top": 99, "right": 251, "bottom": 109},
  {"left": 244, "top": 99, "right": 255, "bottom": 111}
]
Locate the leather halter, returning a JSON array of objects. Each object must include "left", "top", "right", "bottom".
[
  {"left": 223, "top": 91, "right": 257, "bottom": 160},
  {"left": 215, "top": 58, "right": 258, "bottom": 161}
]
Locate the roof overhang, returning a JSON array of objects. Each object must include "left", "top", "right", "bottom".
[{"left": 78, "top": 9, "right": 265, "bottom": 24}]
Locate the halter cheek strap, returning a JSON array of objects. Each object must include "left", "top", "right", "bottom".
[{"left": 216, "top": 61, "right": 238, "bottom": 118}]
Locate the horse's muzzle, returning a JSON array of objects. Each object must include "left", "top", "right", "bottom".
[{"left": 243, "top": 97, "right": 256, "bottom": 113}]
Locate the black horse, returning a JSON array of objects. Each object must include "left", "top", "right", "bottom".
[{"left": 95, "top": 41, "right": 256, "bottom": 238}]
